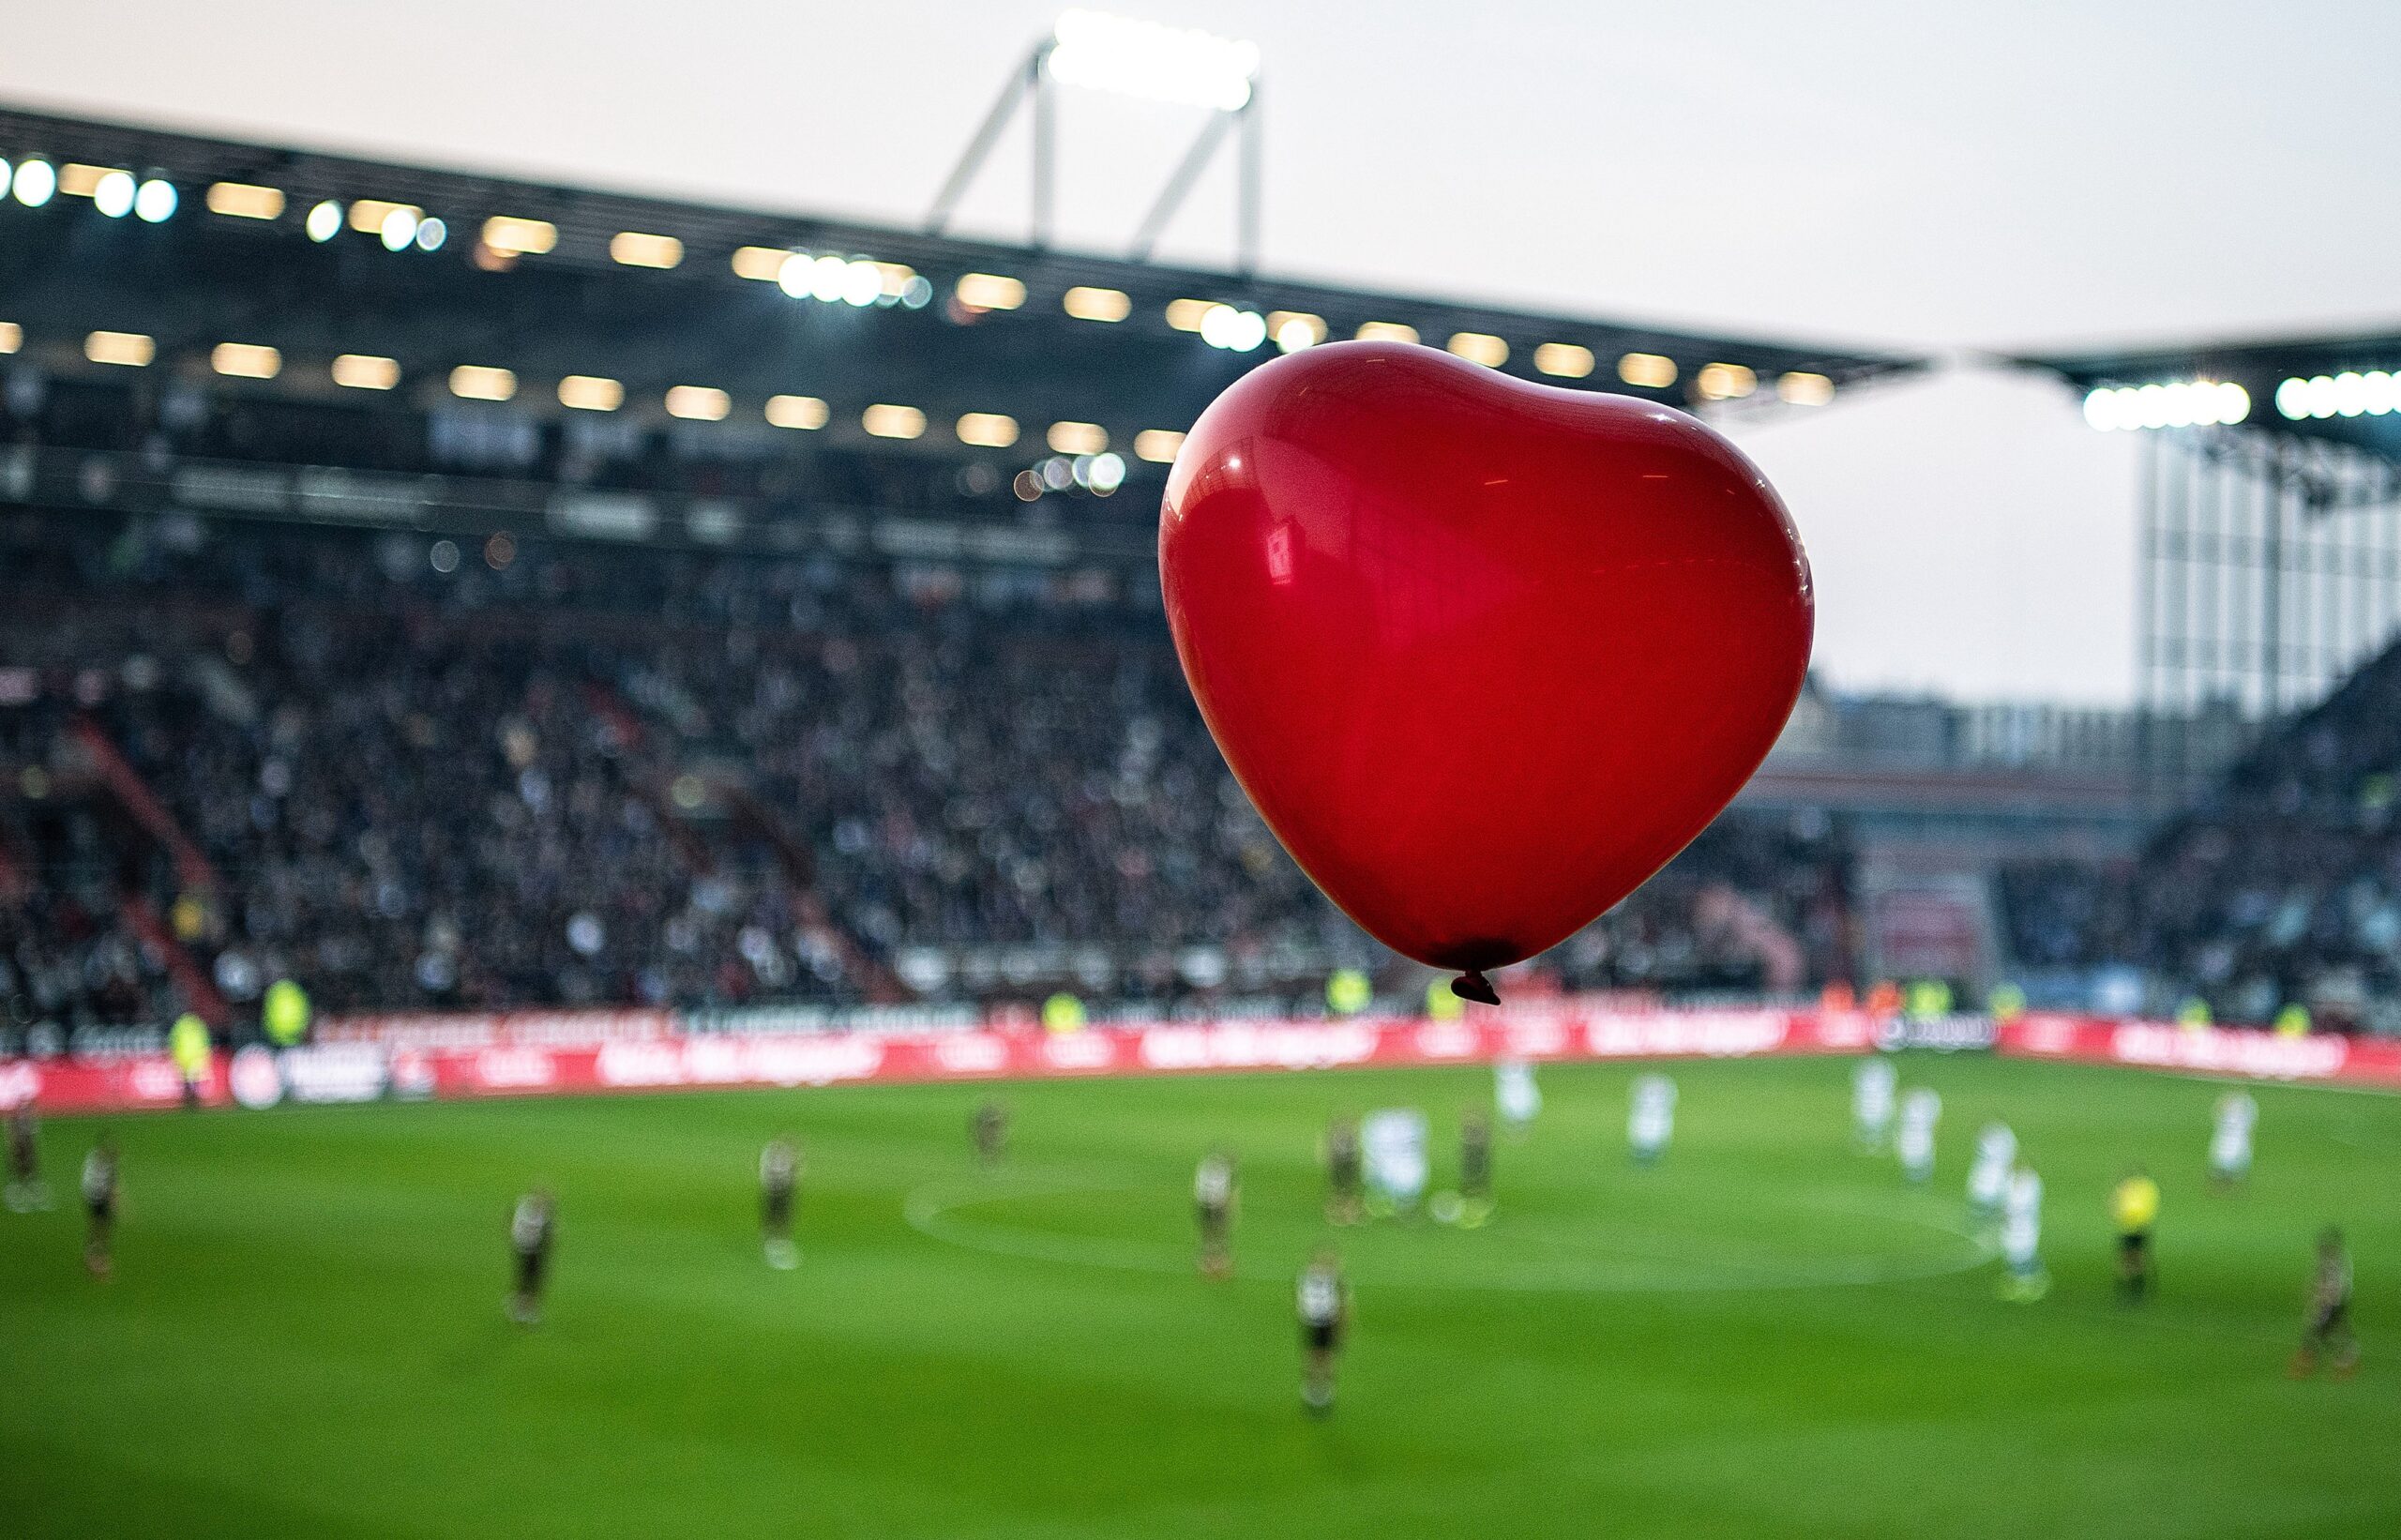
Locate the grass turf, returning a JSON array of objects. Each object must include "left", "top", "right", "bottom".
[{"left": 4, "top": 1053, "right": 2398, "bottom": 1539}]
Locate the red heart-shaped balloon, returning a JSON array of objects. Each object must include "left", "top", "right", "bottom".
[{"left": 1159, "top": 341, "right": 1813, "bottom": 988}]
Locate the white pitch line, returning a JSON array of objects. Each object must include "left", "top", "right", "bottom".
[{"left": 902, "top": 1173, "right": 1997, "bottom": 1296}]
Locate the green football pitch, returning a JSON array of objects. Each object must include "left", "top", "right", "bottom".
[{"left": 6, "top": 1054, "right": 2398, "bottom": 1539}]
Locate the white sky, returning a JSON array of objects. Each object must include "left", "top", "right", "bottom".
[{"left": 8, "top": 0, "right": 2396, "bottom": 705}]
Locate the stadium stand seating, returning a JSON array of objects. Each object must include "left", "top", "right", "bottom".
[{"left": 1, "top": 506, "right": 1859, "bottom": 1036}]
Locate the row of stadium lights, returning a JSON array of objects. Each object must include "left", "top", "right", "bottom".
[
  {"left": 2273, "top": 371, "right": 2401, "bottom": 422},
  {"left": 0, "top": 322, "right": 1177, "bottom": 470},
  {"left": 2082, "top": 380, "right": 2252, "bottom": 432},
  {"left": 2, "top": 150, "right": 1839, "bottom": 413},
  {"left": 2087, "top": 374, "right": 2401, "bottom": 430}
]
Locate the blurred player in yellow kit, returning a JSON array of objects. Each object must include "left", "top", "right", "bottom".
[{"left": 2112, "top": 1167, "right": 2160, "bottom": 1303}]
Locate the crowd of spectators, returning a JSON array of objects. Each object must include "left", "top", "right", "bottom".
[{"left": 0, "top": 508, "right": 1862, "bottom": 1032}]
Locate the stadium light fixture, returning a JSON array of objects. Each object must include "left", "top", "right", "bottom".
[
  {"left": 12, "top": 159, "right": 56, "bottom": 206},
  {"left": 764, "top": 395, "right": 828, "bottom": 430},
  {"left": 732, "top": 246, "right": 789, "bottom": 281},
  {"left": 133, "top": 178, "right": 176, "bottom": 222},
  {"left": 1049, "top": 420, "right": 1108, "bottom": 454},
  {"left": 0, "top": 323, "right": 21, "bottom": 355},
  {"left": 449, "top": 365, "right": 518, "bottom": 401},
  {"left": 84, "top": 330, "right": 154, "bottom": 367},
  {"left": 1696, "top": 362, "right": 1758, "bottom": 401},
  {"left": 206, "top": 181, "right": 284, "bottom": 219},
  {"left": 864, "top": 403, "right": 928, "bottom": 439},
  {"left": 1063, "top": 286, "right": 1131, "bottom": 323},
  {"left": 482, "top": 216, "right": 557, "bottom": 256},
  {"left": 666, "top": 385, "right": 732, "bottom": 422},
  {"left": 1534, "top": 342, "right": 1595, "bottom": 379},
  {"left": 415, "top": 217, "right": 447, "bottom": 251},
  {"left": 610, "top": 232, "right": 684, "bottom": 269},
  {"left": 1778, "top": 370, "right": 1836, "bottom": 406},
  {"left": 841, "top": 259, "right": 882, "bottom": 307},
  {"left": 57, "top": 162, "right": 110, "bottom": 197},
  {"left": 558, "top": 375, "right": 626, "bottom": 412},
  {"left": 1356, "top": 321, "right": 1419, "bottom": 345},
  {"left": 92, "top": 170, "right": 136, "bottom": 219},
  {"left": 1133, "top": 429, "right": 1185, "bottom": 463},
  {"left": 306, "top": 200, "right": 343, "bottom": 242},
  {"left": 955, "top": 272, "right": 1027, "bottom": 311},
  {"left": 957, "top": 412, "right": 1020, "bottom": 447},
  {"left": 379, "top": 206, "right": 420, "bottom": 251},
  {"left": 1619, "top": 352, "right": 1677, "bottom": 388},
  {"left": 349, "top": 199, "right": 417, "bottom": 234},
  {"left": 1199, "top": 304, "right": 1265, "bottom": 352},
  {"left": 1447, "top": 331, "right": 1509, "bottom": 368},
  {"left": 1046, "top": 9, "right": 1260, "bottom": 112},
  {"left": 1270, "top": 312, "right": 1326, "bottom": 352},
  {"left": 1164, "top": 298, "right": 1214, "bottom": 333},
  {"left": 2083, "top": 380, "right": 2249, "bottom": 431},
  {"left": 210, "top": 342, "right": 281, "bottom": 380},
  {"left": 331, "top": 354, "right": 400, "bottom": 390}
]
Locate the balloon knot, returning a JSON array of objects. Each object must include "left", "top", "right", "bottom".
[{"left": 1450, "top": 971, "right": 1500, "bottom": 1006}]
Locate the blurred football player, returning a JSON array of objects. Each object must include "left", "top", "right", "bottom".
[
  {"left": 7, "top": 1102, "right": 49, "bottom": 1213},
  {"left": 81, "top": 1132, "right": 119, "bottom": 1278},
  {"left": 1998, "top": 1159, "right": 2047, "bottom": 1302},
  {"left": 1493, "top": 1057, "right": 1541, "bottom": 1137},
  {"left": 1195, "top": 1150, "right": 1237, "bottom": 1279},
  {"left": 507, "top": 1186, "right": 556, "bottom": 1326},
  {"left": 1967, "top": 1121, "right": 2016, "bottom": 1227},
  {"left": 973, "top": 1099, "right": 1008, "bottom": 1169},
  {"left": 1296, "top": 1247, "right": 1350, "bottom": 1417},
  {"left": 1457, "top": 1110, "right": 1494, "bottom": 1227},
  {"left": 2210, "top": 1089, "right": 2257, "bottom": 1189},
  {"left": 761, "top": 1135, "right": 801, "bottom": 1270},
  {"left": 1628, "top": 1073, "right": 1677, "bottom": 1166},
  {"left": 1895, "top": 1086, "right": 1941, "bottom": 1185},
  {"left": 2291, "top": 1227, "right": 2360, "bottom": 1379},
  {"left": 1851, "top": 1055, "right": 1897, "bottom": 1153},
  {"left": 2111, "top": 1166, "right": 2160, "bottom": 1303},
  {"left": 1323, "top": 1115, "right": 1363, "bottom": 1226}
]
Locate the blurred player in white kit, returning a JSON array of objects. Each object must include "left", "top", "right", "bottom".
[
  {"left": 2210, "top": 1089, "right": 2257, "bottom": 1189},
  {"left": 1851, "top": 1055, "right": 1897, "bottom": 1153},
  {"left": 1494, "top": 1058, "right": 1541, "bottom": 1137},
  {"left": 1628, "top": 1073, "right": 1677, "bottom": 1166},
  {"left": 1895, "top": 1087, "right": 1941, "bottom": 1185},
  {"left": 1967, "top": 1121, "right": 2016, "bottom": 1226},
  {"left": 1999, "top": 1160, "right": 2047, "bottom": 1302}
]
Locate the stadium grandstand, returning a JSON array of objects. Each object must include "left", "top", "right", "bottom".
[
  {"left": 0, "top": 105, "right": 1935, "bottom": 1048},
  {"left": 7, "top": 106, "right": 2401, "bottom": 1050}
]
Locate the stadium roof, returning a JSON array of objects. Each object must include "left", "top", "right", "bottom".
[
  {"left": 2016, "top": 326, "right": 2401, "bottom": 461},
  {"left": 0, "top": 105, "right": 1922, "bottom": 456}
]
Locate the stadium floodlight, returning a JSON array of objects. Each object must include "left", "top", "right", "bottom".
[
  {"left": 1447, "top": 331, "right": 1509, "bottom": 368},
  {"left": 379, "top": 206, "right": 420, "bottom": 251},
  {"left": 863, "top": 403, "right": 927, "bottom": 440},
  {"left": 415, "top": 217, "right": 447, "bottom": 251},
  {"left": 927, "top": 11, "right": 1263, "bottom": 269},
  {"left": 210, "top": 342, "right": 281, "bottom": 380},
  {"left": 12, "top": 159, "right": 56, "bottom": 206},
  {"left": 1619, "top": 352, "right": 1677, "bottom": 388},
  {"left": 133, "top": 178, "right": 177, "bottom": 222},
  {"left": 1047, "top": 10, "right": 1259, "bottom": 112},
  {"left": 1271, "top": 311, "right": 1326, "bottom": 352},
  {"left": 1133, "top": 429, "right": 1185, "bottom": 464},
  {"left": 331, "top": 354, "right": 400, "bottom": 390},
  {"left": 665, "top": 385, "right": 732, "bottom": 422},
  {"left": 0, "top": 323, "right": 21, "bottom": 355},
  {"left": 764, "top": 394, "right": 828, "bottom": 430},
  {"left": 84, "top": 330, "right": 154, "bottom": 367},
  {"left": 1534, "top": 342, "right": 1594, "bottom": 379},
  {"left": 92, "top": 170, "right": 136, "bottom": 219},
  {"left": 1778, "top": 371, "right": 1836, "bottom": 407},
  {"left": 1357, "top": 321, "right": 1420, "bottom": 345},
  {"left": 206, "top": 181, "right": 284, "bottom": 219},
  {"left": 1199, "top": 303, "right": 1265, "bottom": 352},
  {"left": 306, "top": 199, "right": 343, "bottom": 242},
  {"left": 2083, "top": 380, "right": 2249, "bottom": 431},
  {"left": 558, "top": 375, "right": 625, "bottom": 413},
  {"left": 610, "top": 232, "right": 684, "bottom": 270},
  {"left": 841, "top": 259, "right": 883, "bottom": 307},
  {"left": 1048, "top": 420, "right": 1108, "bottom": 455},
  {"left": 1696, "top": 362, "right": 1758, "bottom": 400}
]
